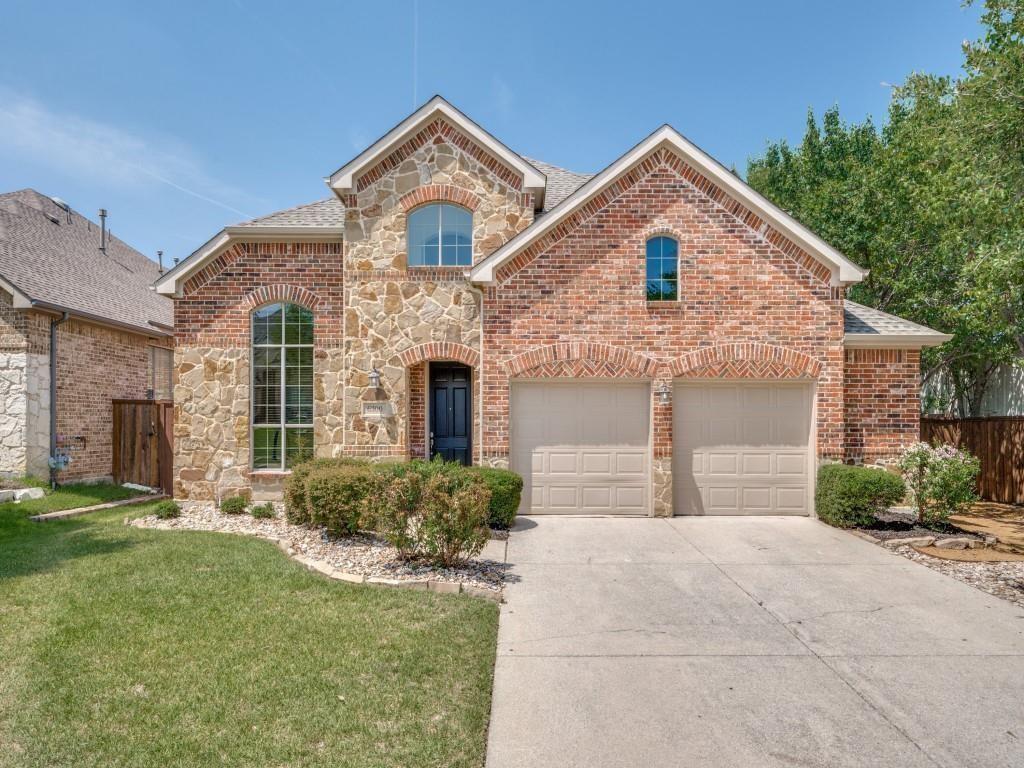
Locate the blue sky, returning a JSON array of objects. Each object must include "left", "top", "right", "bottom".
[{"left": 1, "top": 0, "right": 982, "bottom": 264}]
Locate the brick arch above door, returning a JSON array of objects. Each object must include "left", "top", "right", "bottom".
[{"left": 397, "top": 342, "right": 480, "bottom": 368}]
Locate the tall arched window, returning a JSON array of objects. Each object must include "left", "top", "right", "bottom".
[
  {"left": 252, "top": 302, "right": 314, "bottom": 470},
  {"left": 407, "top": 203, "right": 473, "bottom": 266},
  {"left": 646, "top": 236, "right": 679, "bottom": 301}
]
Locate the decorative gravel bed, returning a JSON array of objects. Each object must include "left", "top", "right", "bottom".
[
  {"left": 130, "top": 501, "right": 507, "bottom": 594},
  {"left": 893, "top": 545, "right": 1024, "bottom": 609}
]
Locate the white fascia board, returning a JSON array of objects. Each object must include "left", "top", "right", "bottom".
[
  {"left": 153, "top": 226, "right": 344, "bottom": 296},
  {"left": 844, "top": 333, "right": 953, "bottom": 349},
  {"left": 470, "top": 125, "right": 867, "bottom": 286},
  {"left": 327, "top": 96, "right": 546, "bottom": 196}
]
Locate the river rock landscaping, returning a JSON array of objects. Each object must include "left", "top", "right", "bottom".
[
  {"left": 893, "top": 544, "right": 1024, "bottom": 609},
  {"left": 130, "top": 501, "right": 507, "bottom": 595}
]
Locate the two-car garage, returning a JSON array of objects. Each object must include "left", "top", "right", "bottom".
[{"left": 509, "top": 379, "right": 813, "bottom": 516}]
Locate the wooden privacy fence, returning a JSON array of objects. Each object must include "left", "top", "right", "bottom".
[
  {"left": 920, "top": 416, "right": 1024, "bottom": 505},
  {"left": 112, "top": 399, "right": 173, "bottom": 493}
]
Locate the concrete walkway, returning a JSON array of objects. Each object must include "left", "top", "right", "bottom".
[{"left": 486, "top": 517, "right": 1024, "bottom": 768}]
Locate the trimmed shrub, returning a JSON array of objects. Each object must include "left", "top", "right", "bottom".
[
  {"left": 220, "top": 495, "right": 248, "bottom": 515},
  {"left": 363, "top": 462, "right": 425, "bottom": 559},
  {"left": 468, "top": 466, "right": 522, "bottom": 529},
  {"left": 898, "top": 442, "right": 980, "bottom": 525},
  {"left": 305, "top": 463, "right": 380, "bottom": 536},
  {"left": 815, "top": 464, "right": 905, "bottom": 528},
  {"left": 284, "top": 457, "right": 366, "bottom": 525},
  {"left": 418, "top": 462, "right": 491, "bottom": 567},
  {"left": 153, "top": 499, "right": 181, "bottom": 519},
  {"left": 251, "top": 502, "right": 275, "bottom": 519}
]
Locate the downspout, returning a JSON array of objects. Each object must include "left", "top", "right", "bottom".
[{"left": 49, "top": 312, "right": 69, "bottom": 489}]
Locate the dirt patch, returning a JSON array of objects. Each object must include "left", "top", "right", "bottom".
[
  {"left": 911, "top": 546, "right": 1024, "bottom": 562},
  {"left": 859, "top": 509, "right": 982, "bottom": 543},
  {"left": 951, "top": 502, "right": 1024, "bottom": 554}
]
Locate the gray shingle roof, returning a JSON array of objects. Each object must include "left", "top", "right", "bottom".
[
  {"left": 234, "top": 197, "right": 344, "bottom": 227},
  {"left": 0, "top": 189, "right": 172, "bottom": 334},
  {"left": 524, "top": 158, "right": 593, "bottom": 212},
  {"left": 844, "top": 300, "right": 948, "bottom": 339}
]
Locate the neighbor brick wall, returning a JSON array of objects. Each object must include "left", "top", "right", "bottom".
[
  {"left": 482, "top": 156, "right": 846, "bottom": 466},
  {"left": 844, "top": 348, "right": 921, "bottom": 463}
]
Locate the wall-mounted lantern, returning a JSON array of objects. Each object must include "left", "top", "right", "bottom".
[
  {"left": 368, "top": 366, "right": 382, "bottom": 391},
  {"left": 656, "top": 382, "right": 671, "bottom": 405}
]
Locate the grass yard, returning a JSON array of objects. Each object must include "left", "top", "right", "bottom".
[{"left": 0, "top": 498, "right": 499, "bottom": 768}]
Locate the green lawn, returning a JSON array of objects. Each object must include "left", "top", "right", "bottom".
[{"left": 0, "top": 499, "right": 499, "bottom": 768}]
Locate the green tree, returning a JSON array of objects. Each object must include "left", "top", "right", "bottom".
[{"left": 746, "top": 0, "right": 1024, "bottom": 415}]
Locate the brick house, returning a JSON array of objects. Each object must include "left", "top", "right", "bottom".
[
  {"left": 0, "top": 190, "right": 174, "bottom": 483},
  {"left": 155, "top": 97, "right": 948, "bottom": 515}
]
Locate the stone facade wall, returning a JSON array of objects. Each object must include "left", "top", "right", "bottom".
[
  {"left": 844, "top": 348, "right": 921, "bottom": 464},
  {"left": 482, "top": 151, "right": 846, "bottom": 515}
]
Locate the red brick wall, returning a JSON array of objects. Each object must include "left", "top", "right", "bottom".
[
  {"left": 175, "top": 242, "right": 344, "bottom": 346},
  {"left": 844, "top": 348, "right": 921, "bottom": 463},
  {"left": 408, "top": 361, "right": 427, "bottom": 459},
  {"left": 482, "top": 156, "right": 846, "bottom": 461},
  {"left": 51, "top": 317, "right": 171, "bottom": 482}
]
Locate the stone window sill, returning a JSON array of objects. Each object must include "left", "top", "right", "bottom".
[{"left": 251, "top": 470, "right": 292, "bottom": 478}]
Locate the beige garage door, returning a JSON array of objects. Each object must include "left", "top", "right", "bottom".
[
  {"left": 510, "top": 381, "right": 650, "bottom": 515},
  {"left": 673, "top": 382, "right": 812, "bottom": 515}
]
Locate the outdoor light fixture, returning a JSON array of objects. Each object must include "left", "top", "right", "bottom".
[
  {"left": 656, "top": 382, "right": 671, "bottom": 405},
  {"left": 368, "top": 366, "right": 382, "bottom": 390}
]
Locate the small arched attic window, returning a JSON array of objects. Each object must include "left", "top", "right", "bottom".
[
  {"left": 407, "top": 203, "right": 473, "bottom": 267},
  {"left": 645, "top": 236, "right": 679, "bottom": 301}
]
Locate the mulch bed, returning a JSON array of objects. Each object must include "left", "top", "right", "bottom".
[{"left": 858, "top": 508, "right": 983, "bottom": 543}]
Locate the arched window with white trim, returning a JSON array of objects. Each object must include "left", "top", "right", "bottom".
[
  {"left": 646, "top": 236, "right": 679, "bottom": 301},
  {"left": 407, "top": 203, "right": 473, "bottom": 266},
  {"left": 251, "top": 302, "right": 314, "bottom": 470}
]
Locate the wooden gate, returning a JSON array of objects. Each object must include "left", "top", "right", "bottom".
[
  {"left": 921, "top": 416, "right": 1024, "bottom": 505},
  {"left": 112, "top": 399, "right": 173, "bottom": 493}
]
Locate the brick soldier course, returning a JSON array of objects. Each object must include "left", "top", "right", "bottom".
[{"left": 157, "top": 97, "right": 949, "bottom": 512}]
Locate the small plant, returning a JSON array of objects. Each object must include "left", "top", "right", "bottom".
[
  {"left": 815, "top": 463, "right": 905, "bottom": 528},
  {"left": 251, "top": 502, "right": 275, "bottom": 519},
  {"left": 898, "top": 442, "right": 980, "bottom": 526},
  {"left": 220, "top": 495, "right": 248, "bottom": 515},
  {"left": 153, "top": 500, "right": 181, "bottom": 519},
  {"left": 468, "top": 466, "right": 522, "bottom": 529}
]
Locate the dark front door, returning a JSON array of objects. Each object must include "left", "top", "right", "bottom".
[{"left": 429, "top": 362, "right": 471, "bottom": 465}]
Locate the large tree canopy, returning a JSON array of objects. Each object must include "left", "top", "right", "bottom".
[{"left": 746, "top": 0, "right": 1024, "bottom": 415}]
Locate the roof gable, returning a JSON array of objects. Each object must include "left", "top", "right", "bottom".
[
  {"left": 470, "top": 126, "right": 867, "bottom": 287},
  {"left": 327, "top": 96, "right": 546, "bottom": 202}
]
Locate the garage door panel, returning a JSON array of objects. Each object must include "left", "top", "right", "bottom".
[
  {"left": 674, "top": 382, "right": 811, "bottom": 516},
  {"left": 511, "top": 381, "right": 651, "bottom": 515}
]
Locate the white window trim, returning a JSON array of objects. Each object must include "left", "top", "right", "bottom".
[{"left": 645, "top": 236, "right": 680, "bottom": 302}]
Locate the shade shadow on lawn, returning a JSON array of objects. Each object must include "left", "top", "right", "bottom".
[{"left": 0, "top": 504, "right": 499, "bottom": 768}]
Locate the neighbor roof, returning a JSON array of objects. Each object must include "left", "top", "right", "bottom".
[
  {"left": 843, "top": 301, "right": 951, "bottom": 347},
  {"left": 0, "top": 190, "right": 172, "bottom": 335}
]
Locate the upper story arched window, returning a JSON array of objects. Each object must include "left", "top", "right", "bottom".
[
  {"left": 407, "top": 203, "right": 473, "bottom": 267},
  {"left": 645, "top": 236, "right": 679, "bottom": 301},
  {"left": 251, "top": 302, "right": 314, "bottom": 470}
]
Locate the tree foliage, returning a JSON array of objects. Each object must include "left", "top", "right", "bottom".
[{"left": 747, "top": 1, "right": 1024, "bottom": 414}]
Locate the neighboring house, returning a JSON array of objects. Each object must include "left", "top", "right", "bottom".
[
  {"left": 155, "top": 97, "right": 949, "bottom": 515},
  {"left": 0, "top": 190, "right": 174, "bottom": 483}
]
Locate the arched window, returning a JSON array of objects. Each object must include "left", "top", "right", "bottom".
[
  {"left": 407, "top": 203, "right": 473, "bottom": 266},
  {"left": 646, "top": 236, "right": 679, "bottom": 301},
  {"left": 251, "top": 302, "right": 314, "bottom": 470}
]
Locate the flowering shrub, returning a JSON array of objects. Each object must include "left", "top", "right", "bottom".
[{"left": 898, "top": 443, "right": 980, "bottom": 525}]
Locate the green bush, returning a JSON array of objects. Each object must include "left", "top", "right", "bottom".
[
  {"left": 305, "top": 463, "right": 380, "bottom": 536},
  {"left": 815, "top": 464, "right": 905, "bottom": 528},
  {"left": 417, "top": 461, "right": 491, "bottom": 567},
  {"left": 468, "top": 466, "right": 522, "bottom": 529},
  {"left": 363, "top": 462, "right": 425, "bottom": 559},
  {"left": 898, "top": 442, "right": 980, "bottom": 525},
  {"left": 284, "top": 457, "right": 367, "bottom": 525},
  {"left": 220, "top": 495, "right": 248, "bottom": 515},
  {"left": 153, "top": 500, "right": 181, "bottom": 519},
  {"left": 250, "top": 502, "right": 275, "bottom": 519}
]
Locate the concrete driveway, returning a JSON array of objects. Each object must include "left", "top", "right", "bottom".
[{"left": 486, "top": 517, "right": 1024, "bottom": 768}]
